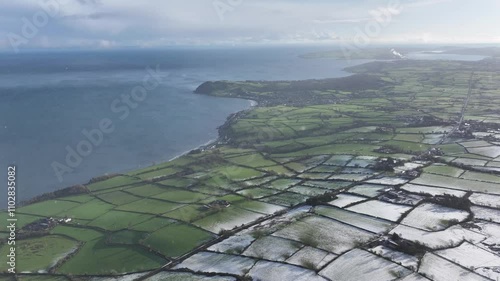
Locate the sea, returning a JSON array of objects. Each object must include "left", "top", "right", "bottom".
[{"left": 0, "top": 45, "right": 379, "bottom": 208}]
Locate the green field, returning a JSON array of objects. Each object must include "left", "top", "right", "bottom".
[
  {"left": 57, "top": 237, "right": 165, "bottom": 274},
  {"left": 86, "top": 176, "right": 141, "bottom": 191},
  {"left": 87, "top": 210, "right": 154, "bottom": 231},
  {"left": 144, "top": 223, "right": 214, "bottom": 257},
  {"left": 51, "top": 225, "right": 103, "bottom": 241},
  {"left": 7, "top": 54, "right": 500, "bottom": 278},
  {"left": 0, "top": 235, "right": 78, "bottom": 272}
]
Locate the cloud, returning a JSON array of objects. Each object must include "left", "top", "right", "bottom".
[
  {"left": 404, "top": 0, "right": 453, "bottom": 8},
  {"left": 312, "top": 17, "right": 373, "bottom": 24},
  {"left": 0, "top": 0, "right": 498, "bottom": 50}
]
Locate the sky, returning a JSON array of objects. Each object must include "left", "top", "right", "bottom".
[{"left": 0, "top": 0, "right": 499, "bottom": 51}]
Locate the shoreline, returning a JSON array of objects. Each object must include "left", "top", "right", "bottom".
[
  {"left": 167, "top": 137, "right": 218, "bottom": 162},
  {"left": 168, "top": 99, "right": 258, "bottom": 161},
  {"left": 10, "top": 51, "right": 486, "bottom": 209},
  {"left": 7, "top": 98, "right": 258, "bottom": 210}
]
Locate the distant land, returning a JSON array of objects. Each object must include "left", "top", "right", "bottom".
[
  {"left": 2, "top": 46, "right": 500, "bottom": 280},
  {"left": 300, "top": 46, "right": 500, "bottom": 60}
]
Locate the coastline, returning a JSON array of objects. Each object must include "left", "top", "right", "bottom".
[
  {"left": 1, "top": 47, "right": 379, "bottom": 210},
  {"left": 8, "top": 98, "right": 258, "bottom": 210},
  {"left": 10, "top": 50, "right": 487, "bottom": 209},
  {"left": 167, "top": 137, "right": 218, "bottom": 162},
  {"left": 4, "top": 53, "right": 384, "bottom": 210},
  {"left": 168, "top": 99, "right": 258, "bottom": 160}
]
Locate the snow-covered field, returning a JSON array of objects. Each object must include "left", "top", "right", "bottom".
[
  {"left": 452, "top": 158, "right": 489, "bottom": 167},
  {"left": 208, "top": 234, "right": 255, "bottom": 254},
  {"left": 460, "top": 171, "right": 500, "bottom": 183},
  {"left": 487, "top": 161, "right": 500, "bottom": 168},
  {"left": 346, "top": 156, "right": 378, "bottom": 168},
  {"left": 365, "top": 177, "right": 410, "bottom": 186},
  {"left": 329, "top": 173, "right": 371, "bottom": 181},
  {"left": 242, "top": 236, "right": 302, "bottom": 261},
  {"left": 327, "top": 194, "right": 367, "bottom": 208},
  {"left": 242, "top": 176, "right": 278, "bottom": 187},
  {"left": 145, "top": 272, "right": 236, "bottom": 281},
  {"left": 460, "top": 140, "right": 492, "bottom": 148},
  {"left": 194, "top": 209, "right": 264, "bottom": 233},
  {"left": 349, "top": 184, "right": 389, "bottom": 197},
  {"left": 297, "top": 173, "right": 331, "bottom": 180},
  {"left": 472, "top": 206, "right": 500, "bottom": 223},
  {"left": 475, "top": 221, "right": 500, "bottom": 245},
  {"left": 347, "top": 200, "right": 413, "bottom": 222},
  {"left": 157, "top": 150, "right": 500, "bottom": 281},
  {"left": 285, "top": 246, "right": 337, "bottom": 270},
  {"left": 238, "top": 201, "right": 286, "bottom": 215},
  {"left": 249, "top": 261, "right": 327, "bottom": 281},
  {"left": 436, "top": 242, "right": 500, "bottom": 280},
  {"left": 418, "top": 253, "right": 490, "bottom": 281},
  {"left": 273, "top": 215, "right": 375, "bottom": 254},
  {"left": 394, "top": 162, "right": 425, "bottom": 174},
  {"left": 401, "top": 183, "right": 467, "bottom": 197},
  {"left": 397, "top": 273, "right": 431, "bottom": 281},
  {"left": 288, "top": 185, "right": 332, "bottom": 197},
  {"left": 389, "top": 224, "right": 485, "bottom": 249},
  {"left": 315, "top": 206, "right": 394, "bottom": 234},
  {"left": 469, "top": 193, "right": 500, "bottom": 208},
  {"left": 174, "top": 252, "right": 256, "bottom": 275},
  {"left": 412, "top": 173, "right": 500, "bottom": 194},
  {"left": 400, "top": 203, "right": 469, "bottom": 231},
  {"left": 319, "top": 249, "right": 411, "bottom": 281},
  {"left": 324, "top": 155, "right": 354, "bottom": 166},
  {"left": 468, "top": 146, "right": 500, "bottom": 158},
  {"left": 369, "top": 245, "right": 419, "bottom": 269}
]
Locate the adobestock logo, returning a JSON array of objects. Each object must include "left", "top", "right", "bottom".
[
  {"left": 6, "top": 0, "right": 94, "bottom": 53},
  {"left": 341, "top": 0, "right": 403, "bottom": 60},
  {"left": 213, "top": 0, "right": 244, "bottom": 21}
]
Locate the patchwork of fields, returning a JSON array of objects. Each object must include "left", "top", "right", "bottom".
[{"left": 2, "top": 57, "right": 500, "bottom": 280}]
